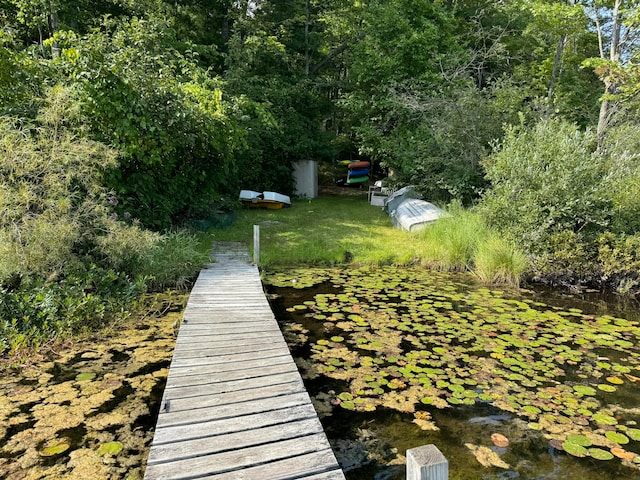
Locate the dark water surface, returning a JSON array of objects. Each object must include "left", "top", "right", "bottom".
[{"left": 265, "top": 267, "right": 640, "bottom": 480}]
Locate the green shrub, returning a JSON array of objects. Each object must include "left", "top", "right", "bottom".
[
  {"left": 95, "top": 220, "right": 162, "bottom": 278},
  {"left": 600, "top": 122, "right": 640, "bottom": 234},
  {"left": 0, "top": 87, "right": 208, "bottom": 352},
  {"left": 0, "top": 86, "right": 117, "bottom": 285},
  {"left": 55, "top": 19, "right": 243, "bottom": 230},
  {"left": 480, "top": 118, "right": 612, "bottom": 256},
  {"left": 0, "top": 266, "right": 146, "bottom": 354},
  {"left": 534, "top": 230, "right": 595, "bottom": 280},
  {"left": 140, "top": 230, "right": 211, "bottom": 291},
  {"left": 598, "top": 232, "right": 640, "bottom": 279}
]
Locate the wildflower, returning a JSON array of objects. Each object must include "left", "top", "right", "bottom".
[
  {"left": 110, "top": 213, "right": 119, "bottom": 220},
  {"left": 108, "top": 196, "right": 119, "bottom": 205},
  {"left": 124, "top": 212, "right": 132, "bottom": 219}
]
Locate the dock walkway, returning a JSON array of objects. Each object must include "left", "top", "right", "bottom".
[{"left": 144, "top": 242, "right": 345, "bottom": 479}]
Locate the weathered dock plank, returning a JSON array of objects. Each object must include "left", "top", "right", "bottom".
[{"left": 144, "top": 242, "right": 345, "bottom": 480}]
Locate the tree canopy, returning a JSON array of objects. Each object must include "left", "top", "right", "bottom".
[{"left": 1, "top": 0, "right": 640, "bottom": 286}]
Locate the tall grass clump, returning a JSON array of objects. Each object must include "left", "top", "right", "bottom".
[
  {"left": 419, "top": 203, "right": 528, "bottom": 287},
  {"left": 473, "top": 236, "right": 528, "bottom": 287},
  {"left": 419, "top": 203, "right": 485, "bottom": 270}
]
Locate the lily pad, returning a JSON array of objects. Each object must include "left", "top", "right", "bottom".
[
  {"left": 606, "top": 376, "right": 624, "bottom": 385},
  {"left": 75, "top": 372, "right": 96, "bottom": 382},
  {"left": 338, "top": 392, "right": 353, "bottom": 402},
  {"left": 40, "top": 438, "right": 71, "bottom": 457},
  {"left": 605, "top": 431, "right": 629, "bottom": 444},
  {"left": 340, "top": 401, "right": 355, "bottom": 410},
  {"left": 611, "top": 448, "right": 637, "bottom": 461},
  {"left": 573, "top": 385, "right": 596, "bottom": 396},
  {"left": 562, "top": 441, "right": 589, "bottom": 458},
  {"left": 592, "top": 413, "right": 618, "bottom": 426},
  {"left": 597, "top": 384, "right": 617, "bottom": 393},
  {"left": 97, "top": 441, "right": 124, "bottom": 456},
  {"left": 588, "top": 448, "right": 614, "bottom": 460},
  {"left": 566, "top": 434, "right": 592, "bottom": 447},
  {"left": 626, "top": 428, "right": 640, "bottom": 442}
]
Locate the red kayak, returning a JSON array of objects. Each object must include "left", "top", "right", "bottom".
[{"left": 347, "top": 161, "right": 370, "bottom": 169}]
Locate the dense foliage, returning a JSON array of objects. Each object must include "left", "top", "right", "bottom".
[
  {"left": 0, "top": 86, "right": 208, "bottom": 352},
  {"left": 1, "top": 0, "right": 640, "bottom": 349},
  {"left": 480, "top": 117, "right": 640, "bottom": 288}
]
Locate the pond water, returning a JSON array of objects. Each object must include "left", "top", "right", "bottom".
[{"left": 264, "top": 266, "right": 640, "bottom": 480}]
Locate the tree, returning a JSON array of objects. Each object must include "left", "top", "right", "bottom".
[
  {"left": 582, "top": 0, "right": 640, "bottom": 140},
  {"left": 54, "top": 17, "right": 243, "bottom": 229},
  {"left": 222, "top": 0, "right": 338, "bottom": 192}
]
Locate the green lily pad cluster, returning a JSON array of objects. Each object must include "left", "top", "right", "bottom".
[{"left": 266, "top": 266, "right": 640, "bottom": 469}]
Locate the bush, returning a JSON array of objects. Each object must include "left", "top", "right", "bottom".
[
  {"left": 480, "top": 118, "right": 612, "bottom": 257},
  {"left": 600, "top": 122, "right": 640, "bottom": 234},
  {"left": 54, "top": 19, "right": 243, "bottom": 230},
  {"left": 141, "top": 230, "right": 211, "bottom": 291},
  {"left": 0, "top": 86, "right": 118, "bottom": 285},
  {"left": 598, "top": 232, "right": 640, "bottom": 281},
  {"left": 0, "top": 87, "right": 210, "bottom": 352},
  {"left": 530, "top": 229, "right": 594, "bottom": 281},
  {"left": 0, "top": 266, "right": 146, "bottom": 354},
  {"left": 95, "top": 220, "right": 162, "bottom": 278}
]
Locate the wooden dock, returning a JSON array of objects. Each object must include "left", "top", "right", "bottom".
[{"left": 144, "top": 242, "right": 345, "bottom": 480}]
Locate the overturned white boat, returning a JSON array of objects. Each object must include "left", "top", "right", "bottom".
[
  {"left": 239, "top": 190, "right": 291, "bottom": 209},
  {"left": 385, "top": 186, "right": 445, "bottom": 231}
]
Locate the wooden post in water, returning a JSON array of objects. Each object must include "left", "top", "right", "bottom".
[
  {"left": 253, "top": 225, "right": 260, "bottom": 265},
  {"left": 406, "top": 445, "right": 448, "bottom": 480}
]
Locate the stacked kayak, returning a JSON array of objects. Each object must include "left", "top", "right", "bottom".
[{"left": 346, "top": 161, "right": 370, "bottom": 184}]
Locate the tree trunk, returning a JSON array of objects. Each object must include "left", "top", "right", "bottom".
[
  {"left": 596, "top": 0, "right": 622, "bottom": 143},
  {"left": 222, "top": 16, "right": 229, "bottom": 45},
  {"left": 305, "top": 0, "right": 310, "bottom": 76},
  {"left": 50, "top": 6, "right": 60, "bottom": 58},
  {"left": 547, "top": 34, "right": 567, "bottom": 106}
]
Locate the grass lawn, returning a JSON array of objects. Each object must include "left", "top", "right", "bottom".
[
  {"left": 210, "top": 192, "right": 527, "bottom": 286},
  {"left": 211, "top": 194, "right": 424, "bottom": 267}
]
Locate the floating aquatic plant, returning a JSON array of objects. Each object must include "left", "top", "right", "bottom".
[
  {"left": 39, "top": 438, "right": 71, "bottom": 457},
  {"left": 97, "top": 441, "right": 124, "bottom": 456},
  {"left": 266, "top": 266, "right": 640, "bottom": 471},
  {"left": 0, "top": 296, "right": 183, "bottom": 479}
]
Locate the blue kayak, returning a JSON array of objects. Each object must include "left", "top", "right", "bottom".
[{"left": 348, "top": 168, "right": 370, "bottom": 177}]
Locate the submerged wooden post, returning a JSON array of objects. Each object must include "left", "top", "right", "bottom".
[
  {"left": 253, "top": 225, "right": 260, "bottom": 265},
  {"left": 406, "top": 445, "right": 448, "bottom": 480}
]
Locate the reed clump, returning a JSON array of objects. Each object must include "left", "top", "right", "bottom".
[{"left": 417, "top": 203, "right": 527, "bottom": 287}]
